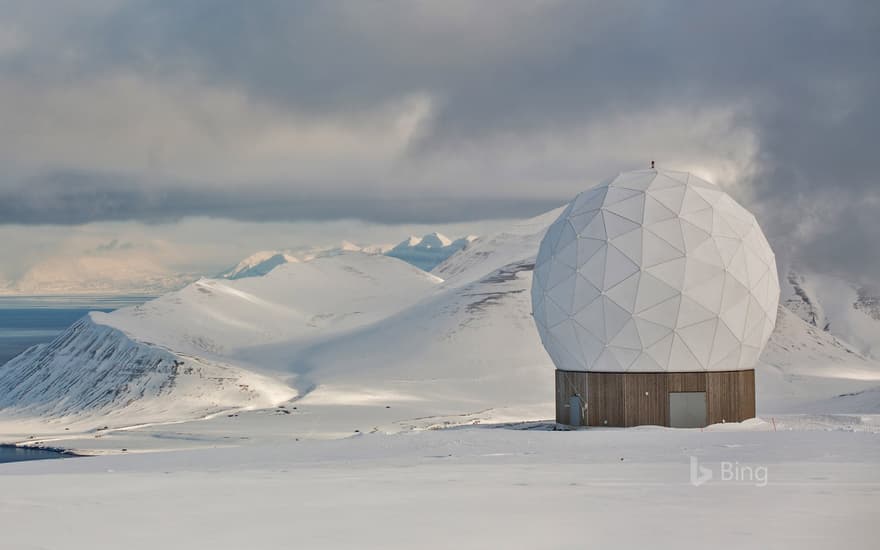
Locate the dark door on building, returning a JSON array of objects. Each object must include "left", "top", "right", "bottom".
[{"left": 669, "top": 392, "right": 707, "bottom": 428}]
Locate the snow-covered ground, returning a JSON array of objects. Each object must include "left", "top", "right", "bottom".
[
  {"left": 1, "top": 207, "right": 878, "bottom": 548},
  {"left": 1, "top": 425, "right": 878, "bottom": 549}
]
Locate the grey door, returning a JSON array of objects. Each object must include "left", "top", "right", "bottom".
[
  {"left": 568, "top": 395, "right": 582, "bottom": 426},
  {"left": 669, "top": 392, "right": 707, "bottom": 428}
]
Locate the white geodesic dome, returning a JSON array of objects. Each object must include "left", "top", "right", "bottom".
[{"left": 531, "top": 169, "right": 779, "bottom": 373}]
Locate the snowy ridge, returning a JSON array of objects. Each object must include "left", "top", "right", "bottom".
[
  {"left": 219, "top": 251, "right": 300, "bottom": 279},
  {"left": 219, "top": 242, "right": 394, "bottom": 280},
  {"left": 432, "top": 207, "right": 564, "bottom": 286},
  {"left": 781, "top": 268, "right": 880, "bottom": 358},
  {"left": 0, "top": 316, "right": 293, "bottom": 424}
]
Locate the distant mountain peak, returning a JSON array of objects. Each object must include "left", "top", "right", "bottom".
[{"left": 386, "top": 233, "right": 475, "bottom": 271}]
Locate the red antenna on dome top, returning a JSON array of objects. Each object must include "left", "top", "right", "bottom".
[{"left": 651, "top": 160, "right": 655, "bottom": 169}]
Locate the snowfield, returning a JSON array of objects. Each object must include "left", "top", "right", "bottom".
[{"left": 1, "top": 208, "right": 878, "bottom": 549}]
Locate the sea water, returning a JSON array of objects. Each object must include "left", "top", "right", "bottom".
[{"left": 0, "top": 295, "right": 152, "bottom": 365}]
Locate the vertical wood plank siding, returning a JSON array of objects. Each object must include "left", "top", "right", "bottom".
[{"left": 555, "top": 370, "right": 756, "bottom": 427}]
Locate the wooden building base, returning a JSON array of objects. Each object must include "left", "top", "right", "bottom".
[{"left": 555, "top": 370, "right": 755, "bottom": 428}]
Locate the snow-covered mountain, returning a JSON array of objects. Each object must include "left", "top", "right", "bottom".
[
  {"left": 782, "top": 268, "right": 880, "bottom": 359},
  {"left": 219, "top": 242, "right": 393, "bottom": 280},
  {"left": 385, "top": 232, "right": 478, "bottom": 271},
  {"left": 219, "top": 251, "right": 301, "bottom": 279},
  {"left": 1, "top": 208, "right": 879, "bottom": 439}
]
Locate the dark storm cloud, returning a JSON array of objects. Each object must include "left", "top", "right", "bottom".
[
  {"left": 0, "top": 1, "right": 878, "bottom": 278},
  {"left": 0, "top": 170, "right": 559, "bottom": 225}
]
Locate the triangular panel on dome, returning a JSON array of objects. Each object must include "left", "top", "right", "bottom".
[
  {"left": 604, "top": 186, "right": 642, "bottom": 206},
  {"left": 636, "top": 294, "right": 681, "bottom": 329},
  {"left": 543, "top": 294, "right": 570, "bottom": 328},
  {"left": 628, "top": 352, "right": 664, "bottom": 372},
  {"left": 743, "top": 243, "right": 769, "bottom": 288},
  {"left": 643, "top": 195, "right": 678, "bottom": 225},
  {"left": 690, "top": 238, "right": 724, "bottom": 268},
  {"left": 714, "top": 236, "right": 741, "bottom": 267},
  {"left": 544, "top": 332, "right": 587, "bottom": 372},
  {"left": 677, "top": 294, "right": 717, "bottom": 328},
  {"left": 643, "top": 229, "right": 685, "bottom": 267},
  {"left": 605, "top": 271, "right": 640, "bottom": 313},
  {"left": 577, "top": 236, "right": 606, "bottom": 267},
  {"left": 609, "top": 318, "right": 642, "bottom": 349},
  {"left": 572, "top": 274, "right": 602, "bottom": 313},
  {"left": 578, "top": 243, "right": 607, "bottom": 290},
  {"left": 680, "top": 207, "right": 714, "bottom": 234},
  {"left": 709, "top": 342, "right": 742, "bottom": 372},
  {"left": 726, "top": 245, "right": 751, "bottom": 288},
  {"left": 552, "top": 319, "right": 586, "bottom": 366},
  {"left": 604, "top": 244, "right": 640, "bottom": 289},
  {"left": 743, "top": 315, "right": 765, "bottom": 349},
  {"left": 647, "top": 183, "right": 686, "bottom": 212},
  {"left": 573, "top": 295, "right": 606, "bottom": 341},
  {"left": 608, "top": 345, "right": 640, "bottom": 370},
  {"left": 648, "top": 173, "right": 687, "bottom": 193},
  {"left": 645, "top": 256, "right": 687, "bottom": 290},
  {"left": 575, "top": 325, "right": 604, "bottom": 367},
  {"left": 546, "top": 258, "right": 576, "bottom": 291},
  {"left": 554, "top": 238, "right": 580, "bottom": 270},
  {"left": 578, "top": 211, "right": 608, "bottom": 241},
  {"left": 721, "top": 293, "right": 749, "bottom": 341},
  {"left": 721, "top": 272, "right": 749, "bottom": 313},
  {"left": 680, "top": 219, "right": 712, "bottom": 252},
  {"left": 712, "top": 210, "right": 740, "bottom": 239},
  {"left": 709, "top": 318, "right": 740, "bottom": 368},
  {"left": 602, "top": 210, "right": 640, "bottom": 239},
  {"left": 610, "top": 228, "right": 642, "bottom": 265},
  {"left": 613, "top": 171, "right": 657, "bottom": 191},
  {"left": 746, "top": 295, "right": 767, "bottom": 334},
  {"left": 593, "top": 349, "right": 622, "bottom": 372},
  {"left": 684, "top": 271, "right": 725, "bottom": 313},
  {"left": 678, "top": 317, "right": 717, "bottom": 366},
  {"left": 718, "top": 195, "right": 754, "bottom": 224},
  {"left": 661, "top": 170, "right": 690, "bottom": 184},
  {"left": 555, "top": 220, "right": 578, "bottom": 251},
  {"left": 668, "top": 333, "right": 705, "bottom": 372},
  {"left": 635, "top": 317, "right": 673, "bottom": 347},
  {"left": 645, "top": 332, "right": 675, "bottom": 369},
  {"left": 546, "top": 268, "right": 577, "bottom": 312},
  {"left": 680, "top": 186, "right": 713, "bottom": 214},
  {"left": 725, "top": 213, "right": 754, "bottom": 239},
  {"left": 634, "top": 271, "right": 680, "bottom": 313},
  {"left": 604, "top": 194, "right": 645, "bottom": 224},
  {"left": 603, "top": 295, "right": 631, "bottom": 343},
  {"left": 684, "top": 257, "right": 724, "bottom": 290},
  {"left": 570, "top": 209, "right": 601, "bottom": 235},
  {"left": 751, "top": 269, "right": 775, "bottom": 316},
  {"left": 692, "top": 185, "right": 725, "bottom": 206},
  {"left": 570, "top": 187, "right": 608, "bottom": 216},
  {"left": 647, "top": 218, "right": 686, "bottom": 253}
]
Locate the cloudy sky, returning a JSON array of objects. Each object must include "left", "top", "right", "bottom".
[{"left": 0, "top": 1, "right": 877, "bottom": 288}]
